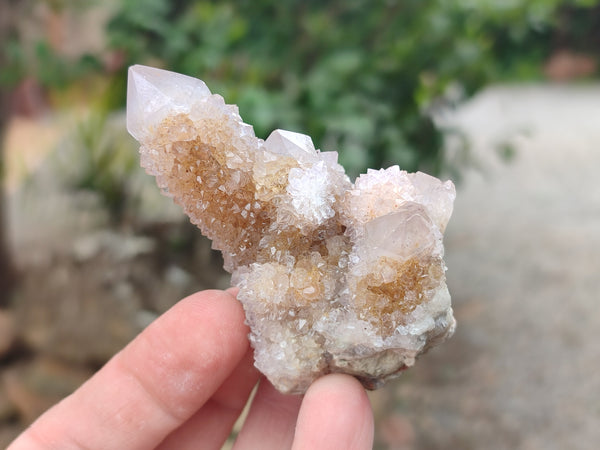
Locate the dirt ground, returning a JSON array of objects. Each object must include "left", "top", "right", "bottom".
[
  {"left": 369, "top": 84, "right": 600, "bottom": 449},
  {"left": 2, "top": 84, "right": 600, "bottom": 449}
]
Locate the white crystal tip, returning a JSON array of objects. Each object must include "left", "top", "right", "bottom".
[{"left": 126, "top": 65, "right": 211, "bottom": 141}]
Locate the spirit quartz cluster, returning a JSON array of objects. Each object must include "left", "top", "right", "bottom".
[{"left": 127, "top": 65, "right": 456, "bottom": 394}]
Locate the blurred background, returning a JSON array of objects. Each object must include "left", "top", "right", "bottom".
[{"left": 1, "top": 0, "right": 599, "bottom": 448}]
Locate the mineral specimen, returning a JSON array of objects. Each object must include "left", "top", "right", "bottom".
[{"left": 127, "top": 65, "right": 456, "bottom": 394}]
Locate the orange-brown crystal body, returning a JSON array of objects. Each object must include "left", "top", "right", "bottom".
[{"left": 128, "top": 65, "right": 456, "bottom": 394}]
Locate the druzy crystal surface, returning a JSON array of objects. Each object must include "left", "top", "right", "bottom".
[{"left": 127, "top": 65, "right": 456, "bottom": 394}]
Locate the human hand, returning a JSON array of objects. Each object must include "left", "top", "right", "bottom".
[{"left": 8, "top": 289, "right": 374, "bottom": 449}]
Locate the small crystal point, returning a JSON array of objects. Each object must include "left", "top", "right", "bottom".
[
  {"left": 265, "top": 129, "right": 317, "bottom": 161},
  {"left": 364, "top": 203, "right": 439, "bottom": 261},
  {"left": 126, "top": 65, "right": 211, "bottom": 141}
]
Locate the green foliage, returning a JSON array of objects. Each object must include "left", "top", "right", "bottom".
[
  {"left": 0, "top": 38, "right": 27, "bottom": 86},
  {"left": 0, "top": 39, "right": 101, "bottom": 90},
  {"left": 0, "top": 1, "right": 103, "bottom": 89},
  {"left": 5, "top": 0, "right": 600, "bottom": 178},
  {"left": 33, "top": 42, "right": 102, "bottom": 89},
  {"left": 54, "top": 113, "right": 138, "bottom": 224},
  {"left": 103, "top": 0, "right": 600, "bottom": 177}
]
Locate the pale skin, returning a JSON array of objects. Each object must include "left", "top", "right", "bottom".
[{"left": 8, "top": 289, "right": 374, "bottom": 450}]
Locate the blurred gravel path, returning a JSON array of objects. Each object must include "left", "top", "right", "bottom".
[{"left": 375, "top": 85, "right": 600, "bottom": 449}]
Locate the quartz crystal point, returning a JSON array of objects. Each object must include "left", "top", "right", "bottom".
[{"left": 127, "top": 65, "right": 457, "bottom": 394}]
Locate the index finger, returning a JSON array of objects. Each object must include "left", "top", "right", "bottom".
[{"left": 9, "top": 289, "right": 250, "bottom": 450}]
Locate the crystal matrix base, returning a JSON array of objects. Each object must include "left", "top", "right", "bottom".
[{"left": 127, "top": 65, "right": 456, "bottom": 394}]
